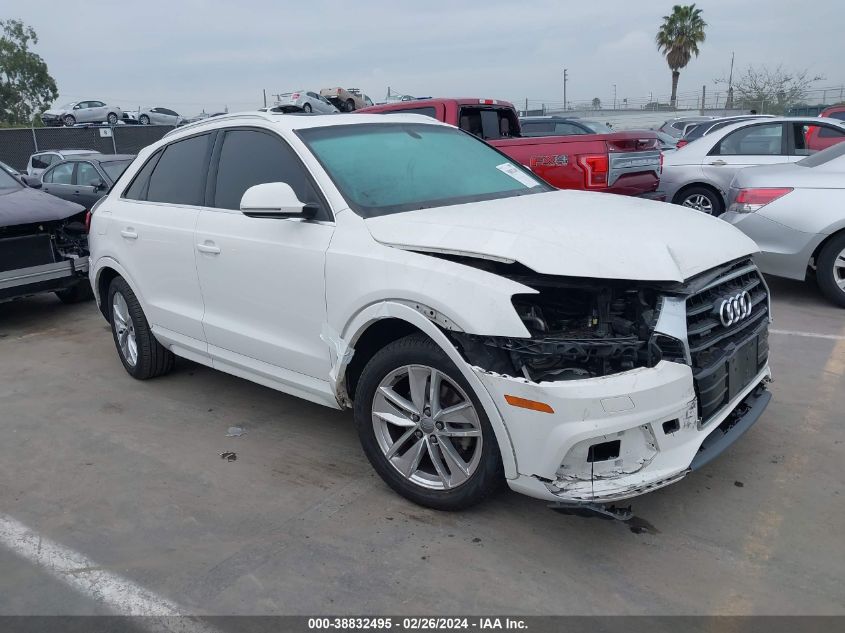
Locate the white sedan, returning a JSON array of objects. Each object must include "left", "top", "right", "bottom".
[
  {"left": 275, "top": 90, "right": 338, "bottom": 114},
  {"left": 88, "top": 111, "right": 771, "bottom": 511}
]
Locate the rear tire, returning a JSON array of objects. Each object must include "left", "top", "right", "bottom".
[
  {"left": 107, "top": 112, "right": 118, "bottom": 125},
  {"left": 139, "top": 114, "right": 150, "bottom": 125},
  {"left": 303, "top": 103, "right": 312, "bottom": 113},
  {"left": 675, "top": 185, "right": 723, "bottom": 215},
  {"left": 55, "top": 282, "right": 93, "bottom": 304},
  {"left": 353, "top": 334, "right": 503, "bottom": 510},
  {"left": 816, "top": 232, "right": 845, "bottom": 308},
  {"left": 344, "top": 99, "right": 355, "bottom": 112},
  {"left": 108, "top": 277, "right": 175, "bottom": 379}
]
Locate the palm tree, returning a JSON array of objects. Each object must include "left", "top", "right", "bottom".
[
  {"left": 656, "top": 4, "right": 707, "bottom": 108},
  {"left": 592, "top": 97, "right": 601, "bottom": 110}
]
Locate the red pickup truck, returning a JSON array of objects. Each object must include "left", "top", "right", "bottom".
[{"left": 356, "top": 98, "right": 663, "bottom": 198}]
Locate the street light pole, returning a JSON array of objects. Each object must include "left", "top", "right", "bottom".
[
  {"left": 613, "top": 84, "right": 617, "bottom": 110},
  {"left": 563, "top": 68, "right": 568, "bottom": 112}
]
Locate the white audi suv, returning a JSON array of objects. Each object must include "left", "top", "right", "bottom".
[{"left": 88, "top": 111, "right": 772, "bottom": 511}]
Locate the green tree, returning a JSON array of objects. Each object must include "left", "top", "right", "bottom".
[
  {"left": 718, "top": 64, "right": 823, "bottom": 114},
  {"left": 656, "top": 4, "right": 707, "bottom": 108},
  {"left": 0, "top": 19, "right": 58, "bottom": 126}
]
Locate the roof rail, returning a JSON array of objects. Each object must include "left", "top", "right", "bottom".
[{"left": 163, "top": 112, "right": 272, "bottom": 138}]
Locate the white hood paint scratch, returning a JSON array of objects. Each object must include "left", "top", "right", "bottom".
[{"left": 365, "top": 190, "right": 759, "bottom": 282}]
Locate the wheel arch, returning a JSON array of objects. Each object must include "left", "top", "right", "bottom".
[
  {"left": 672, "top": 182, "right": 725, "bottom": 210},
  {"left": 810, "top": 226, "right": 845, "bottom": 269},
  {"left": 334, "top": 301, "right": 518, "bottom": 478},
  {"left": 91, "top": 257, "right": 147, "bottom": 321}
]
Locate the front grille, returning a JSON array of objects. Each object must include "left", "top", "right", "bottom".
[{"left": 684, "top": 258, "right": 770, "bottom": 423}]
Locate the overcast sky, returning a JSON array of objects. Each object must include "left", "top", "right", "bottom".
[{"left": 11, "top": 0, "right": 845, "bottom": 114}]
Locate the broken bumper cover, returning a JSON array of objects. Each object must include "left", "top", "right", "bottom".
[{"left": 473, "top": 360, "right": 771, "bottom": 504}]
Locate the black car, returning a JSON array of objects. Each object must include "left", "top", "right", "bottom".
[
  {"left": 519, "top": 116, "right": 614, "bottom": 137},
  {"left": 0, "top": 166, "right": 91, "bottom": 304},
  {"left": 26, "top": 154, "right": 135, "bottom": 209}
]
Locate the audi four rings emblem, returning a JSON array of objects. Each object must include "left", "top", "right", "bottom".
[{"left": 719, "top": 291, "right": 752, "bottom": 327}]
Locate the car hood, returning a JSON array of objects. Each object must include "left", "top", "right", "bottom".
[
  {"left": 364, "top": 190, "right": 758, "bottom": 282},
  {"left": 43, "top": 108, "right": 69, "bottom": 116},
  {"left": 0, "top": 186, "right": 85, "bottom": 227}
]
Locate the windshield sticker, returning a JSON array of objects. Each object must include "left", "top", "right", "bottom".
[{"left": 496, "top": 163, "right": 540, "bottom": 188}]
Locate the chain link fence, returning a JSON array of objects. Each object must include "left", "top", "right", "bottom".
[{"left": 0, "top": 125, "right": 174, "bottom": 172}]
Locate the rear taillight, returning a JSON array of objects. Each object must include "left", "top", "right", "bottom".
[
  {"left": 291, "top": 93, "right": 300, "bottom": 100},
  {"left": 676, "top": 139, "right": 689, "bottom": 149},
  {"left": 84, "top": 210, "right": 92, "bottom": 233},
  {"left": 729, "top": 187, "right": 793, "bottom": 213},
  {"left": 576, "top": 154, "right": 609, "bottom": 188}
]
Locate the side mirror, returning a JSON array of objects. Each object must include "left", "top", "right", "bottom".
[
  {"left": 21, "top": 175, "right": 42, "bottom": 188},
  {"left": 239, "top": 182, "right": 317, "bottom": 219},
  {"left": 92, "top": 178, "right": 106, "bottom": 191}
]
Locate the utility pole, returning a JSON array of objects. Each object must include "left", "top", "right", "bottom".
[
  {"left": 726, "top": 51, "right": 735, "bottom": 109},
  {"left": 701, "top": 85, "right": 706, "bottom": 113},
  {"left": 563, "top": 68, "right": 568, "bottom": 112},
  {"left": 263, "top": 89, "right": 267, "bottom": 108},
  {"left": 613, "top": 84, "right": 617, "bottom": 110}
]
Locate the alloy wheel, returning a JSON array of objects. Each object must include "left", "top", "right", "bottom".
[
  {"left": 112, "top": 291, "right": 138, "bottom": 367},
  {"left": 371, "top": 364, "right": 482, "bottom": 490},
  {"left": 682, "top": 193, "right": 714, "bottom": 214},
  {"left": 834, "top": 247, "right": 845, "bottom": 292}
]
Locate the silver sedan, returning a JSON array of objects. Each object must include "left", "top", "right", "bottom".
[
  {"left": 138, "top": 107, "right": 182, "bottom": 126},
  {"left": 275, "top": 90, "right": 338, "bottom": 114},
  {"left": 659, "top": 117, "right": 845, "bottom": 215},
  {"left": 722, "top": 142, "right": 845, "bottom": 307}
]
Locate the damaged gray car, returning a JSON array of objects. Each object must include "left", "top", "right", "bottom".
[{"left": 0, "top": 166, "right": 91, "bottom": 304}]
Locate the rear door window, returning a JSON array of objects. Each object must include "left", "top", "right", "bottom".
[
  {"left": 712, "top": 123, "right": 785, "bottom": 156},
  {"left": 145, "top": 133, "right": 212, "bottom": 205},
  {"left": 32, "top": 154, "right": 55, "bottom": 170}
]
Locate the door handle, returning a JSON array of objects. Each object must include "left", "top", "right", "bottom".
[
  {"left": 708, "top": 159, "right": 727, "bottom": 166},
  {"left": 120, "top": 229, "right": 138, "bottom": 240},
  {"left": 196, "top": 242, "right": 221, "bottom": 255}
]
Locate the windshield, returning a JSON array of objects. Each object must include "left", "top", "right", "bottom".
[
  {"left": 797, "top": 141, "right": 845, "bottom": 167},
  {"left": 297, "top": 123, "right": 550, "bottom": 217},
  {"left": 101, "top": 160, "right": 132, "bottom": 181},
  {"left": 0, "top": 167, "right": 22, "bottom": 190}
]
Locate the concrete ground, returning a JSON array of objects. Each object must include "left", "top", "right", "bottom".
[{"left": 0, "top": 276, "right": 842, "bottom": 616}]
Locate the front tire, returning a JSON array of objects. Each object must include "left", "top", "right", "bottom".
[
  {"left": 353, "top": 334, "right": 502, "bottom": 510},
  {"left": 344, "top": 99, "right": 355, "bottom": 112},
  {"left": 108, "top": 277, "right": 175, "bottom": 379},
  {"left": 63, "top": 115, "right": 76, "bottom": 127},
  {"left": 816, "top": 232, "right": 845, "bottom": 308},
  {"left": 676, "top": 186, "right": 723, "bottom": 215}
]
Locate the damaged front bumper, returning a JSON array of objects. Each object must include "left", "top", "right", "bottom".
[{"left": 473, "top": 360, "right": 771, "bottom": 504}]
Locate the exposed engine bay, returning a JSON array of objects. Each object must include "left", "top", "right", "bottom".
[
  {"left": 0, "top": 217, "right": 89, "bottom": 272},
  {"left": 430, "top": 255, "right": 682, "bottom": 382}
]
